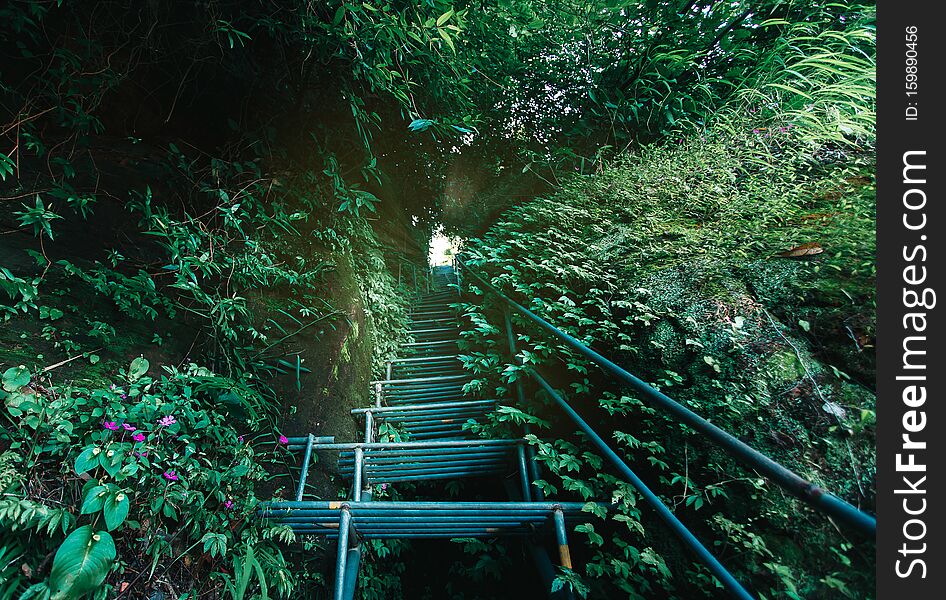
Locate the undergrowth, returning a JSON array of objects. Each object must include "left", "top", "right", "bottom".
[{"left": 454, "top": 119, "right": 875, "bottom": 598}]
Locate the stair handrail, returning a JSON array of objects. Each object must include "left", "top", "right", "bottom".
[
  {"left": 456, "top": 258, "right": 875, "bottom": 534},
  {"left": 455, "top": 258, "right": 876, "bottom": 598}
]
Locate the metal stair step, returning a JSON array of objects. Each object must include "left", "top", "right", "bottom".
[{"left": 262, "top": 501, "right": 600, "bottom": 539}]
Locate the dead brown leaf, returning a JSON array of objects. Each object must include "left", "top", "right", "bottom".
[{"left": 774, "top": 242, "right": 824, "bottom": 258}]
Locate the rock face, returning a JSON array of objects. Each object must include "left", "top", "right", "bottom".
[{"left": 462, "top": 133, "right": 875, "bottom": 597}]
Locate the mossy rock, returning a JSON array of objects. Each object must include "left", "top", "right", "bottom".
[{"left": 763, "top": 350, "right": 808, "bottom": 384}]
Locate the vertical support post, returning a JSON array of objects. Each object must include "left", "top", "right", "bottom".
[
  {"left": 296, "top": 434, "right": 314, "bottom": 501},
  {"left": 516, "top": 443, "right": 532, "bottom": 502},
  {"left": 385, "top": 360, "right": 393, "bottom": 381},
  {"left": 364, "top": 410, "right": 374, "bottom": 444},
  {"left": 527, "top": 543, "right": 571, "bottom": 600},
  {"left": 374, "top": 381, "right": 383, "bottom": 408},
  {"left": 504, "top": 309, "right": 544, "bottom": 501},
  {"left": 334, "top": 506, "right": 352, "bottom": 600},
  {"left": 552, "top": 507, "right": 572, "bottom": 570},
  {"left": 342, "top": 487, "right": 371, "bottom": 600},
  {"left": 412, "top": 263, "right": 417, "bottom": 292},
  {"left": 353, "top": 447, "right": 364, "bottom": 502},
  {"left": 342, "top": 547, "right": 361, "bottom": 600}
]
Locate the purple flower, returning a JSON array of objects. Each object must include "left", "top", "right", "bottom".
[
  {"left": 103, "top": 421, "right": 119, "bottom": 431},
  {"left": 224, "top": 500, "right": 234, "bottom": 510},
  {"left": 752, "top": 129, "right": 760, "bottom": 134},
  {"left": 238, "top": 435, "right": 244, "bottom": 443},
  {"left": 278, "top": 435, "right": 288, "bottom": 445},
  {"left": 380, "top": 483, "right": 388, "bottom": 490},
  {"left": 123, "top": 423, "right": 136, "bottom": 431},
  {"left": 133, "top": 432, "right": 146, "bottom": 442},
  {"left": 158, "top": 415, "right": 177, "bottom": 427},
  {"left": 120, "top": 393, "right": 128, "bottom": 400},
  {"left": 163, "top": 470, "right": 179, "bottom": 481},
  {"left": 134, "top": 450, "right": 149, "bottom": 458}
]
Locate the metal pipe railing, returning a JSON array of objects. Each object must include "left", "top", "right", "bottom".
[
  {"left": 264, "top": 500, "right": 598, "bottom": 512},
  {"left": 388, "top": 354, "right": 459, "bottom": 364},
  {"left": 552, "top": 507, "right": 572, "bottom": 570},
  {"left": 504, "top": 308, "right": 546, "bottom": 501},
  {"left": 531, "top": 369, "right": 752, "bottom": 599},
  {"left": 295, "top": 434, "right": 315, "bottom": 501},
  {"left": 334, "top": 507, "right": 352, "bottom": 600},
  {"left": 352, "top": 399, "right": 495, "bottom": 414},
  {"left": 456, "top": 258, "right": 876, "bottom": 536},
  {"left": 455, "top": 258, "right": 877, "bottom": 599},
  {"left": 313, "top": 439, "right": 522, "bottom": 450}
]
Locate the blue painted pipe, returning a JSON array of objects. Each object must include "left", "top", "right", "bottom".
[
  {"left": 297, "top": 531, "right": 534, "bottom": 539},
  {"left": 457, "top": 258, "right": 876, "bottom": 537},
  {"left": 531, "top": 370, "right": 753, "bottom": 599},
  {"left": 339, "top": 457, "right": 507, "bottom": 469},
  {"left": 280, "top": 516, "right": 549, "bottom": 524},
  {"left": 341, "top": 462, "right": 507, "bottom": 474},
  {"left": 388, "top": 354, "right": 460, "bottom": 364},
  {"left": 264, "top": 500, "right": 595, "bottom": 511},
  {"left": 352, "top": 400, "right": 495, "bottom": 414},
  {"left": 333, "top": 508, "right": 351, "bottom": 600}
]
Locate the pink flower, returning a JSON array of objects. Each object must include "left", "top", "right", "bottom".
[
  {"left": 133, "top": 432, "right": 146, "bottom": 442},
  {"left": 381, "top": 483, "right": 388, "bottom": 490},
  {"left": 224, "top": 500, "right": 234, "bottom": 510},
  {"left": 278, "top": 435, "right": 289, "bottom": 445},
  {"left": 163, "top": 470, "right": 179, "bottom": 481},
  {"left": 158, "top": 415, "right": 177, "bottom": 427},
  {"left": 123, "top": 423, "right": 136, "bottom": 431},
  {"left": 103, "top": 421, "right": 119, "bottom": 431},
  {"left": 238, "top": 435, "right": 244, "bottom": 443}
]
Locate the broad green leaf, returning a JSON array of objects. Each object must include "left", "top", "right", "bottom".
[
  {"left": 103, "top": 491, "right": 130, "bottom": 530},
  {"left": 74, "top": 446, "right": 100, "bottom": 475},
  {"left": 100, "top": 448, "right": 123, "bottom": 477},
  {"left": 49, "top": 525, "right": 116, "bottom": 599},
  {"left": 80, "top": 485, "right": 108, "bottom": 515},
  {"left": 128, "top": 356, "right": 149, "bottom": 381},
  {"left": 2, "top": 365, "right": 30, "bottom": 392}
]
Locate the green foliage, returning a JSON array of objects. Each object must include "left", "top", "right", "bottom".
[
  {"left": 1, "top": 0, "right": 875, "bottom": 597},
  {"left": 454, "top": 55, "right": 876, "bottom": 597},
  {"left": 49, "top": 526, "right": 116, "bottom": 599},
  {"left": 0, "top": 357, "right": 299, "bottom": 598},
  {"left": 14, "top": 197, "right": 61, "bottom": 240}
]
